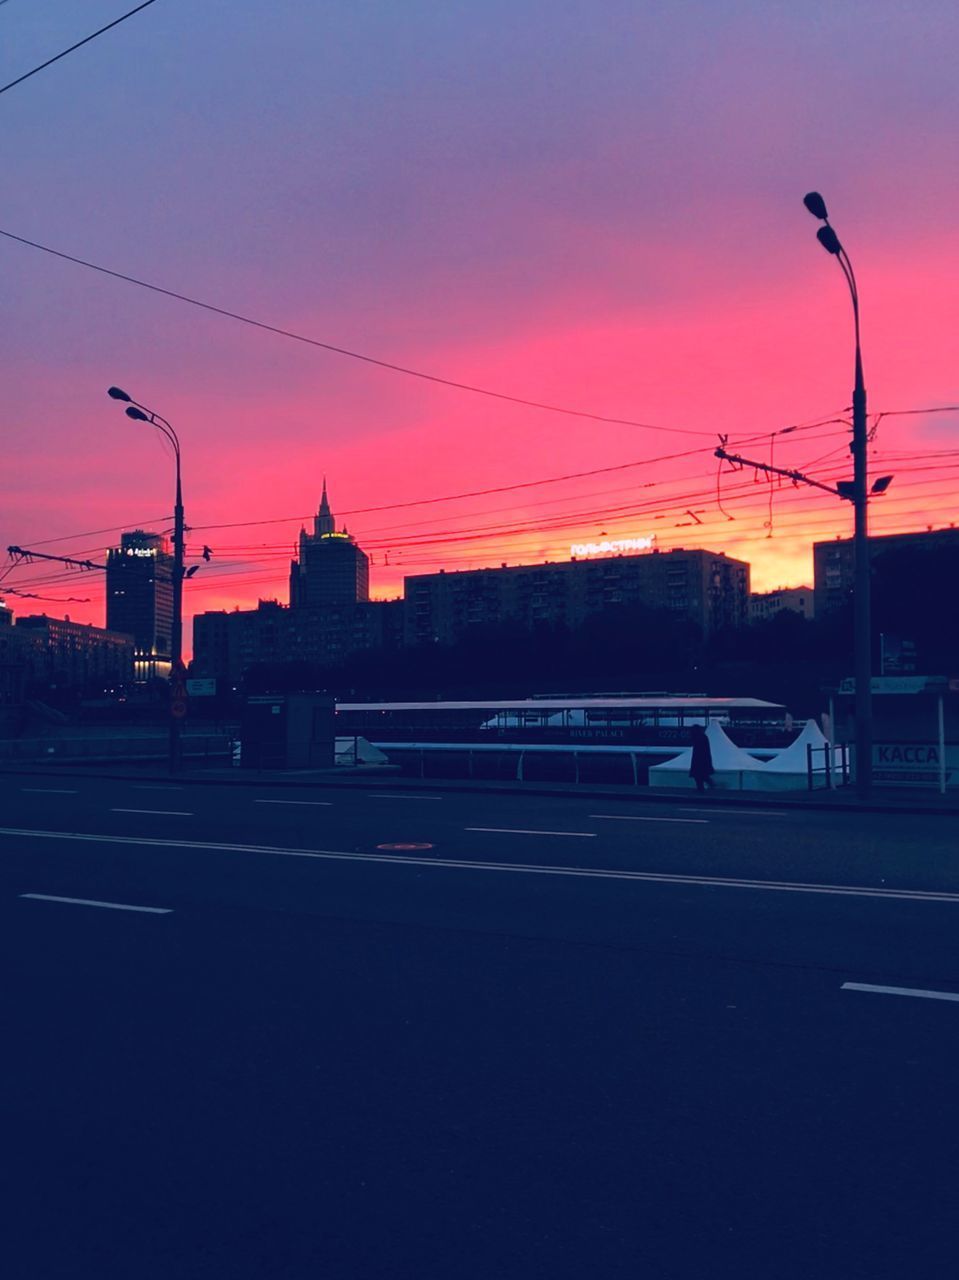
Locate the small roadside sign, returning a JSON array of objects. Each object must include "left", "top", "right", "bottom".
[
  {"left": 171, "top": 699, "right": 188, "bottom": 719},
  {"left": 186, "top": 678, "right": 216, "bottom": 697}
]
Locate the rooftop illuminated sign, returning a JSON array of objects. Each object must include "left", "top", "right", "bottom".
[{"left": 570, "top": 536, "right": 654, "bottom": 558}]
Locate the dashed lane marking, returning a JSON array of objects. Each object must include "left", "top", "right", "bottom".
[
  {"left": 254, "top": 799, "right": 333, "bottom": 806},
  {"left": 20, "top": 893, "right": 172, "bottom": 915},
  {"left": 842, "top": 982, "right": 959, "bottom": 1004},
  {"left": 2, "top": 828, "right": 959, "bottom": 904},
  {"left": 591, "top": 813, "right": 708, "bottom": 825},
  {"left": 675, "top": 807, "right": 788, "bottom": 817},
  {"left": 367, "top": 794, "right": 444, "bottom": 801},
  {"left": 20, "top": 788, "right": 78, "bottom": 795},
  {"left": 466, "top": 827, "right": 597, "bottom": 838},
  {"left": 110, "top": 808, "right": 194, "bottom": 817}
]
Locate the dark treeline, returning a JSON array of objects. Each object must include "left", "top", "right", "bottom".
[
  {"left": 242, "top": 548, "right": 959, "bottom": 716},
  {"left": 242, "top": 606, "right": 849, "bottom": 716}
]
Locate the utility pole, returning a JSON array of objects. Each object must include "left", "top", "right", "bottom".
[
  {"left": 108, "top": 387, "right": 186, "bottom": 773},
  {"left": 170, "top": 448, "right": 186, "bottom": 772},
  {"left": 850, "top": 340, "right": 871, "bottom": 795},
  {"left": 802, "top": 193, "right": 873, "bottom": 797},
  {"left": 715, "top": 439, "right": 892, "bottom": 797}
]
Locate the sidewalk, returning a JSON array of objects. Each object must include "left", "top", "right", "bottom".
[{"left": 3, "top": 758, "right": 958, "bottom": 816}]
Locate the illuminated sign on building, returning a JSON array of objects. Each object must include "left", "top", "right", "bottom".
[
  {"left": 570, "top": 536, "right": 654, "bottom": 558},
  {"left": 124, "top": 547, "right": 157, "bottom": 557}
]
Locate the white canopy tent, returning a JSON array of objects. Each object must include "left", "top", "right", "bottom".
[
  {"left": 648, "top": 721, "right": 761, "bottom": 790},
  {"left": 742, "top": 719, "right": 840, "bottom": 790}
]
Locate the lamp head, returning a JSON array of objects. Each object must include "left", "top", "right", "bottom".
[
  {"left": 107, "top": 386, "right": 132, "bottom": 402},
  {"left": 871, "top": 475, "right": 894, "bottom": 495},
  {"left": 125, "top": 406, "right": 150, "bottom": 422},
  {"left": 803, "top": 192, "right": 829, "bottom": 221},
  {"left": 816, "top": 225, "right": 843, "bottom": 256}
]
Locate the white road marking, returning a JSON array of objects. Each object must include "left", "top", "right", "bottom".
[
  {"left": 842, "top": 982, "right": 959, "bottom": 1004},
  {"left": 467, "top": 827, "right": 597, "bottom": 837},
  {"left": 132, "top": 785, "right": 184, "bottom": 792},
  {"left": 591, "top": 813, "right": 708, "bottom": 825},
  {"left": 367, "top": 793, "right": 444, "bottom": 801},
  {"left": 254, "top": 799, "right": 333, "bottom": 807},
  {"left": 2, "top": 827, "right": 959, "bottom": 904},
  {"left": 19, "top": 893, "right": 171, "bottom": 915},
  {"left": 676, "top": 807, "right": 788, "bottom": 817},
  {"left": 20, "top": 788, "right": 78, "bottom": 794},
  {"left": 110, "top": 808, "right": 194, "bottom": 817}
]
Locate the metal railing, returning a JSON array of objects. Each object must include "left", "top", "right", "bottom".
[{"left": 807, "top": 742, "right": 849, "bottom": 790}]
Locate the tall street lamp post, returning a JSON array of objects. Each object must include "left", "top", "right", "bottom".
[
  {"left": 802, "top": 192, "right": 872, "bottom": 796},
  {"left": 108, "top": 386, "right": 185, "bottom": 772}
]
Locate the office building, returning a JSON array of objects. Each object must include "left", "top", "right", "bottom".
[
  {"left": 289, "top": 481, "right": 369, "bottom": 608},
  {"left": 106, "top": 530, "right": 174, "bottom": 678},
  {"left": 749, "top": 587, "right": 814, "bottom": 623},
  {"left": 0, "top": 601, "right": 24, "bottom": 710},
  {"left": 404, "top": 547, "right": 750, "bottom": 646},
  {"left": 814, "top": 527, "right": 959, "bottom": 617},
  {"left": 13, "top": 614, "right": 134, "bottom": 693},
  {"left": 192, "top": 599, "right": 403, "bottom": 683}
]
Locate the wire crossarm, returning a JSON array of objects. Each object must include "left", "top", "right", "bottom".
[
  {"left": 713, "top": 448, "right": 850, "bottom": 500},
  {"left": 7, "top": 546, "right": 107, "bottom": 571}
]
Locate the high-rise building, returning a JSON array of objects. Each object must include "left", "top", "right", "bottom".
[
  {"left": 289, "top": 481, "right": 369, "bottom": 608},
  {"left": 106, "top": 530, "right": 174, "bottom": 679},
  {"left": 814, "top": 527, "right": 959, "bottom": 617},
  {"left": 404, "top": 547, "right": 750, "bottom": 646}
]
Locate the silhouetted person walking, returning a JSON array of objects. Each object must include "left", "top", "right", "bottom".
[{"left": 689, "top": 723, "right": 714, "bottom": 792}]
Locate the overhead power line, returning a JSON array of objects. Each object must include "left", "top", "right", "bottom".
[
  {"left": 0, "top": 1, "right": 159, "bottom": 98},
  {"left": 0, "top": 227, "right": 718, "bottom": 437},
  {"left": 189, "top": 420, "right": 848, "bottom": 534},
  {"left": 2, "top": 587, "right": 92, "bottom": 603}
]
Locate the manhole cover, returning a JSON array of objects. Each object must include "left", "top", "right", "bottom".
[{"left": 376, "top": 842, "right": 434, "bottom": 851}]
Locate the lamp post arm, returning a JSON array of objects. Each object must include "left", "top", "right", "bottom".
[
  {"left": 147, "top": 410, "right": 180, "bottom": 451},
  {"left": 137, "top": 406, "right": 182, "bottom": 515},
  {"left": 836, "top": 250, "right": 862, "bottom": 374},
  {"left": 133, "top": 403, "right": 181, "bottom": 460},
  {"left": 841, "top": 252, "right": 865, "bottom": 392}
]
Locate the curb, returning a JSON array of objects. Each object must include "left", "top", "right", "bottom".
[{"left": 2, "top": 762, "right": 957, "bottom": 817}]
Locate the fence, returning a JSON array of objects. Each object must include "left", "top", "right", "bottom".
[{"left": 807, "top": 742, "right": 849, "bottom": 790}]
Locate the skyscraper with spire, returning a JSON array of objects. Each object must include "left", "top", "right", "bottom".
[{"left": 289, "top": 480, "right": 370, "bottom": 608}]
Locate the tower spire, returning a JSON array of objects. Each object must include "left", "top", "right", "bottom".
[{"left": 315, "top": 476, "right": 335, "bottom": 535}]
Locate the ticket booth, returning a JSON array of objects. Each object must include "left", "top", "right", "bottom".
[
  {"left": 832, "top": 676, "right": 958, "bottom": 791},
  {"left": 240, "top": 693, "right": 335, "bottom": 770}
]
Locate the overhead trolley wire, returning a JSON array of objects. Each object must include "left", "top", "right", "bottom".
[
  {"left": 0, "top": 228, "right": 718, "bottom": 437},
  {"left": 0, "top": 1, "right": 160, "bottom": 98}
]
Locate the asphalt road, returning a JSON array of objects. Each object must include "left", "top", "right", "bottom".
[{"left": 3, "top": 774, "right": 959, "bottom": 1279}]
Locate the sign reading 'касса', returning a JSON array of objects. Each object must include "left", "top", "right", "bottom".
[{"left": 873, "top": 743, "right": 958, "bottom": 787}]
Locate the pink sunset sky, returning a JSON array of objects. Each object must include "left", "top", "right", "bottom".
[{"left": 3, "top": 1, "right": 958, "bottom": 650}]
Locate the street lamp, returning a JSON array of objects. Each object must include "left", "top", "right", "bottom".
[
  {"left": 802, "top": 192, "right": 872, "bottom": 796},
  {"left": 108, "top": 386, "right": 186, "bottom": 772}
]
